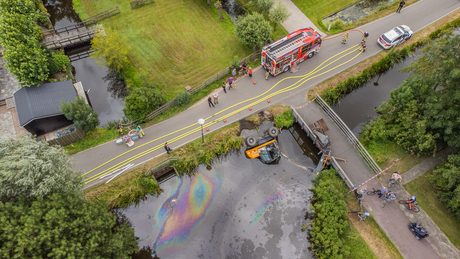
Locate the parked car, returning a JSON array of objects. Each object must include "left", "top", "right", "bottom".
[{"left": 378, "top": 25, "right": 413, "bottom": 49}]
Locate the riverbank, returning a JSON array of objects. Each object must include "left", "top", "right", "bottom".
[{"left": 307, "top": 8, "right": 460, "bottom": 101}]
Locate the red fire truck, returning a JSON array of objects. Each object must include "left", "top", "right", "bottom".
[{"left": 261, "top": 28, "right": 322, "bottom": 77}]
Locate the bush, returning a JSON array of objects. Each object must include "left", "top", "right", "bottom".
[
  {"left": 274, "top": 107, "right": 294, "bottom": 128},
  {"left": 310, "top": 169, "right": 350, "bottom": 258},
  {"left": 123, "top": 85, "right": 166, "bottom": 121},
  {"left": 60, "top": 97, "right": 100, "bottom": 131},
  {"left": 235, "top": 13, "right": 272, "bottom": 49},
  {"left": 330, "top": 20, "right": 345, "bottom": 31},
  {"left": 231, "top": 55, "right": 239, "bottom": 69},
  {"left": 48, "top": 52, "right": 70, "bottom": 75},
  {"left": 176, "top": 90, "right": 191, "bottom": 106}
]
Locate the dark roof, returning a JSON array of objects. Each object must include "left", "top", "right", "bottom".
[{"left": 14, "top": 80, "right": 76, "bottom": 127}]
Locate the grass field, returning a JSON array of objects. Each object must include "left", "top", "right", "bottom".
[
  {"left": 405, "top": 169, "right": 460, "bottom": 250},
  {"left": 74, "top": 0, "right": 253, "bottom": 100},
  {"left": 290, "top": 0, "right": 357, "bottom": 32}
]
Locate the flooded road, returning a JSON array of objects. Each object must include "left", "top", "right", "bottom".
[
  {"left": 122, "top": 123, "right": 320, "bottom": 259},
  {"left": 43, "top": 0, "right": 126, "bottom": 125}
]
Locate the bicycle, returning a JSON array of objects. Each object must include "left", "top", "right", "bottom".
[
  {"left": 380, "top": 197, "right": 393, "bottom": 208},
  {"left": 399, "top": 200, "right": 420, "bottom": 212},
  {"left": 367, "top": 188, "right": 380, "bottom": 196},
  {"left": 388, "top": 178, "right": 401, "bottom": 188}
]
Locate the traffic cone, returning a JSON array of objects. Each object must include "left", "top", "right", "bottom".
[
  {"left": 253, "top": 80, "right": 256, "bottom": 85},
  {"left": 267, "top": 98, "right": 271, "bottom": 103},
  {"left": 249, "top": 106, "right": 252, "bottom": 111},
  {"left": 206, "top": 127, "right": 209, "bottom": 131},
  {"left": 223, "top": 118, "right": 227, "bottom": 123}
]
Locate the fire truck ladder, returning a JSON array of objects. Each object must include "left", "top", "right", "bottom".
[{"left": 272, "top": 38, "right": 304, "bottom": 57}]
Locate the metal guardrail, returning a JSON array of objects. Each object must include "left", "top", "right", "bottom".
[
  {"left": 330, "top": 157, "right": 354, "bottom": 188},
  {"left": 315, "top": 94, "right": 382, "bottom": 174}
]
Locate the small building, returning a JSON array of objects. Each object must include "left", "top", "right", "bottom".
[{"left": 14, "top": 80, "right": 77, "bottom": 136}]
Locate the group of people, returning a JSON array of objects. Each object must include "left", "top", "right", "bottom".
[
  {"left": 355, "top": 172, "right": 418, "bottom": 221},
  {"left": 341, "top": 31, "right": 368, "bottom": 52}
]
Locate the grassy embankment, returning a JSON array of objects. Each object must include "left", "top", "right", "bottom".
[
  {"left": 74, "top": 0, "right": 252, "bottom": 100},
  {"left": 291, "top": 0, "right": 419, "bottom": 35},
  {"left": 405, "top": 169, "right": 460, "bottom": 249}
]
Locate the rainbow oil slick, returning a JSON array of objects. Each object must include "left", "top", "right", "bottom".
[
  {"left": 247, "top": 189, "right": 285, "bottom": 230},
  {"left": 152, "top": 172, "right": 223, "bottom": 256}
]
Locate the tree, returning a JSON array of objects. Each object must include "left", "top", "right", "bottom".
[
  {"left": 123, "top": 83, "right": 166, "bottom": 121},
  {"left": 0, "top": 135, "right": 82, "bottom": 201},
  {"left": 235, "top": 13, "right": 272, "bottom": 50},
  {"left": 90, "top": 26, "right": 131, "bottom": 72},
  {"left": 269, "top": 3, "right": 290, "bottom": 30},
  {"left": 214, "top": 1, "right": 224, "bottom": 20},
  {"left": 60, "top": 97, "right": 100, "bottom": 132},
  {"left": 430, "top": 153, "right": 460, "bottom": 220},
  {"left": 254, "top": 0, "right": 274, "bottom": 15},
  {"left": 0, "top": 193, "right": 139, "bottom": 258}
]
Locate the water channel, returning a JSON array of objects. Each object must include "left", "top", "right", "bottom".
[
  {"left": 121, "top": 123, "right": 320, "bottom": 258},
  {"left": 43, "top": 0, "right": 126, "bottom": 126}
]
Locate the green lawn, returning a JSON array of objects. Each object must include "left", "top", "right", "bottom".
[
  {"left": 362, "top": 139, "right": 427, "bottom": 174},
  {"left": 290, "top": 0, "right": 357, "bottom": 33},
  {"left": 405, "top": 169, "right": 460, "bottom": 250},
  {"left": 74, "top": 0, "right": 252, "bottom": 100}
]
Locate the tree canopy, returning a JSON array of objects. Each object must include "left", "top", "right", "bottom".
[
  {"left": 269, "top": 3, "right": 291, "bottom": 30},
  {"left": 60, "top": 97, "right": 100, "bottom": 132},
  {"left": 0, "top": 193, "right": 139, "bottom": 258},
  {"left": 123, "top": 82, "right": 166, "bottom": 121},
  {"left": 0, "top": 135, "right": 82, "bottom": 201},
  {"left": 362, "top": 35, "right": 460, "bottom": 155},
  {"left": 91, "top": 27, "right": 131, "bottom": 72},
  {"left": 235, "top": 13, "right": 272, "bottom": 49}
]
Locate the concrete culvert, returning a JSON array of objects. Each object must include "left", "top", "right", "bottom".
[
  {"left": 268, "top": 127, "right": 279, "bottom": 138},
  {"left": 246, "top": 136, "right": 257, "bottom": 147}
]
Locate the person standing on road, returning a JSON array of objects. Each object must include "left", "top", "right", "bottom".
[
  {"left": 355, "top": 188, "right": 367, "bottom": 199},
  {"left": 396, "top": 0, "right": 405, "bottom": 13},
  {"left": 342, "top": 32, "right": 349, "bottom": 44},
  {"left": 227, "top": 77, "right": 234, "bottom": 90},
  {"left": 361, "top": 43, "right": 367, "bottom": 52},
  {"left": 362, "top": 32, "right": 369, "bottom": 43},
  {"left": 238, "top": 65, "right": 243, "bottom": 77},
  {"left": 249, "top": 67, "right": 253, "bottom": 78},
  {"left": 164, "top": 142, "right": 172, "bottom": 154},
  {"left": 222, "top": 81, "right": 227, "bottom": 93},
  {"left": 387, "top": 191, "right": 396, "bottom": 201},
  {"left": 212, "top": 92, "right": 218, "bottom": 104},
  {"left": 242, "top": 63, "right": 247, "bottom": 75},
  {"left": 136, "top": 125, "right": 145, "bottom": 138},
  {"left": 379, "top": 186, "right": 388, "bottom": 198},
  {"left": 232, "top": 68, "right": 237, "bottom": 79},
  {"left": 208, "top": 96, "right": 215, "bottom": 108},
  {"left": 265, "top": 67, "right": 270, "bottom": 80}
]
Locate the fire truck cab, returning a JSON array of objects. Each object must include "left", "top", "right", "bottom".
[{"left": 261, "top": 28, "right": 321, "bottom": 77}]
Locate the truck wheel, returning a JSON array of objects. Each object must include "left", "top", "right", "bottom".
[
  {"left": 283, "top": 66, "right": 290, "bottom": 72},
  {"left": 307, "top": 52, "right": 314, "bottom": 59},
  {"left": 268, "top": 127, "right": 279, "bottom": 138},
  {"left": 246, "top": 136, "right": 257, "bottom": 147}
]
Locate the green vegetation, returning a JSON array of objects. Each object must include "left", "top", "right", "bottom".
[
  {"left": 90, "top": 27, "right": 130, "bottom": 72},
  {"left": 60, "top": 97, "right": 100, "bottom": 132},
  {"left": 269, "top": 3, "right": 291, "bottom": 31},
  {"left": 86, "top": 160, "right": 164, "bottom": 209},
  {"left": 0, "top": 193, "right": 139, "bottom": 258},
  {"left": 172, "top": 123, "right": 244, "bottom": 174},
  {"left": 342, "top": 223, "right": 376, "bottom": 259},
  {"left": 273, "top": 106, "right": 294, "bottom": 128},
  {"left": 290, "top": 0, "right": 356, "bottom": 33},
  {"left": 63, "top": 126, "right": 120, "bottom": 155},
  {"left": 74, "top": 0, "right": 252, "bottom": 100},
  {"left": 0, "top": 135, "right": 83, "bottom": 201},
  {"left": 47, "top": 50, "right": 71, "bottom": 75},
  {"left": 123, "top": 82, "right": 167, "bottom": 121},
  {"left": 310, "top": 169, "right": 350, "bottom": 258},
  {"left": 236, "top": 13, "right": 272, "bottom": 50},
  {"left": 176, "top": 90, "right": 191, "bottom": 107},
  {"left": 0, "top": 0, "right": 49, "bottom": 86},
  {"left": 405, "top": 168, "right": 460, "bottom": 249}
]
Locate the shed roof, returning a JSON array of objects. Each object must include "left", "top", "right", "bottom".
[{"left": 14, "top": 80, "right": 76, "bottom": 127}]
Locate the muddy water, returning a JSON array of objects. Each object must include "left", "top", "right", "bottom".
[
  {"left": 331, "top": 53, "right": 417, "bottom": 135},
  {"left": 43, "top": 0, "right": 126, "bottom": 125},
  {"left": 122, "top": 123, "right": 320, "bottom": 259}
]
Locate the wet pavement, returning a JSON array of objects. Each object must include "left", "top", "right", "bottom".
[{"left": 122, "top": 124, "right": 320, "bottom": 259}]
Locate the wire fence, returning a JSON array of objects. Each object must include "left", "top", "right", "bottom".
[
  {"left": 123, "top": 52, "right": 261, "bottom": 128},
  {"left": 315, "top": 94, "right": 382, "bottom": 174}
]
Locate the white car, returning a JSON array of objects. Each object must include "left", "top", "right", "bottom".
[{"left": 378, "top": 25, "right": 413, "bottom": 49}]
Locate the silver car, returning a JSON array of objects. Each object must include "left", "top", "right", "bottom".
[{"left": 378, "top": 25, "right": 413, "bottom": 49}]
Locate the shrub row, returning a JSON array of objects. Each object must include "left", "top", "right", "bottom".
[
  {"left": 310, "top": 168, "right": 350, "bottom": 258},
  {"left": 274, "top": 106, "right": 295, "bottom": 128},
  {"left": 320, "top": 15, "right": 460, "bottom": 104}
]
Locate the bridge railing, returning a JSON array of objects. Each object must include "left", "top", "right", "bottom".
[{"left": 315, "top": 94, "right": 382, "bottom": 174}]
